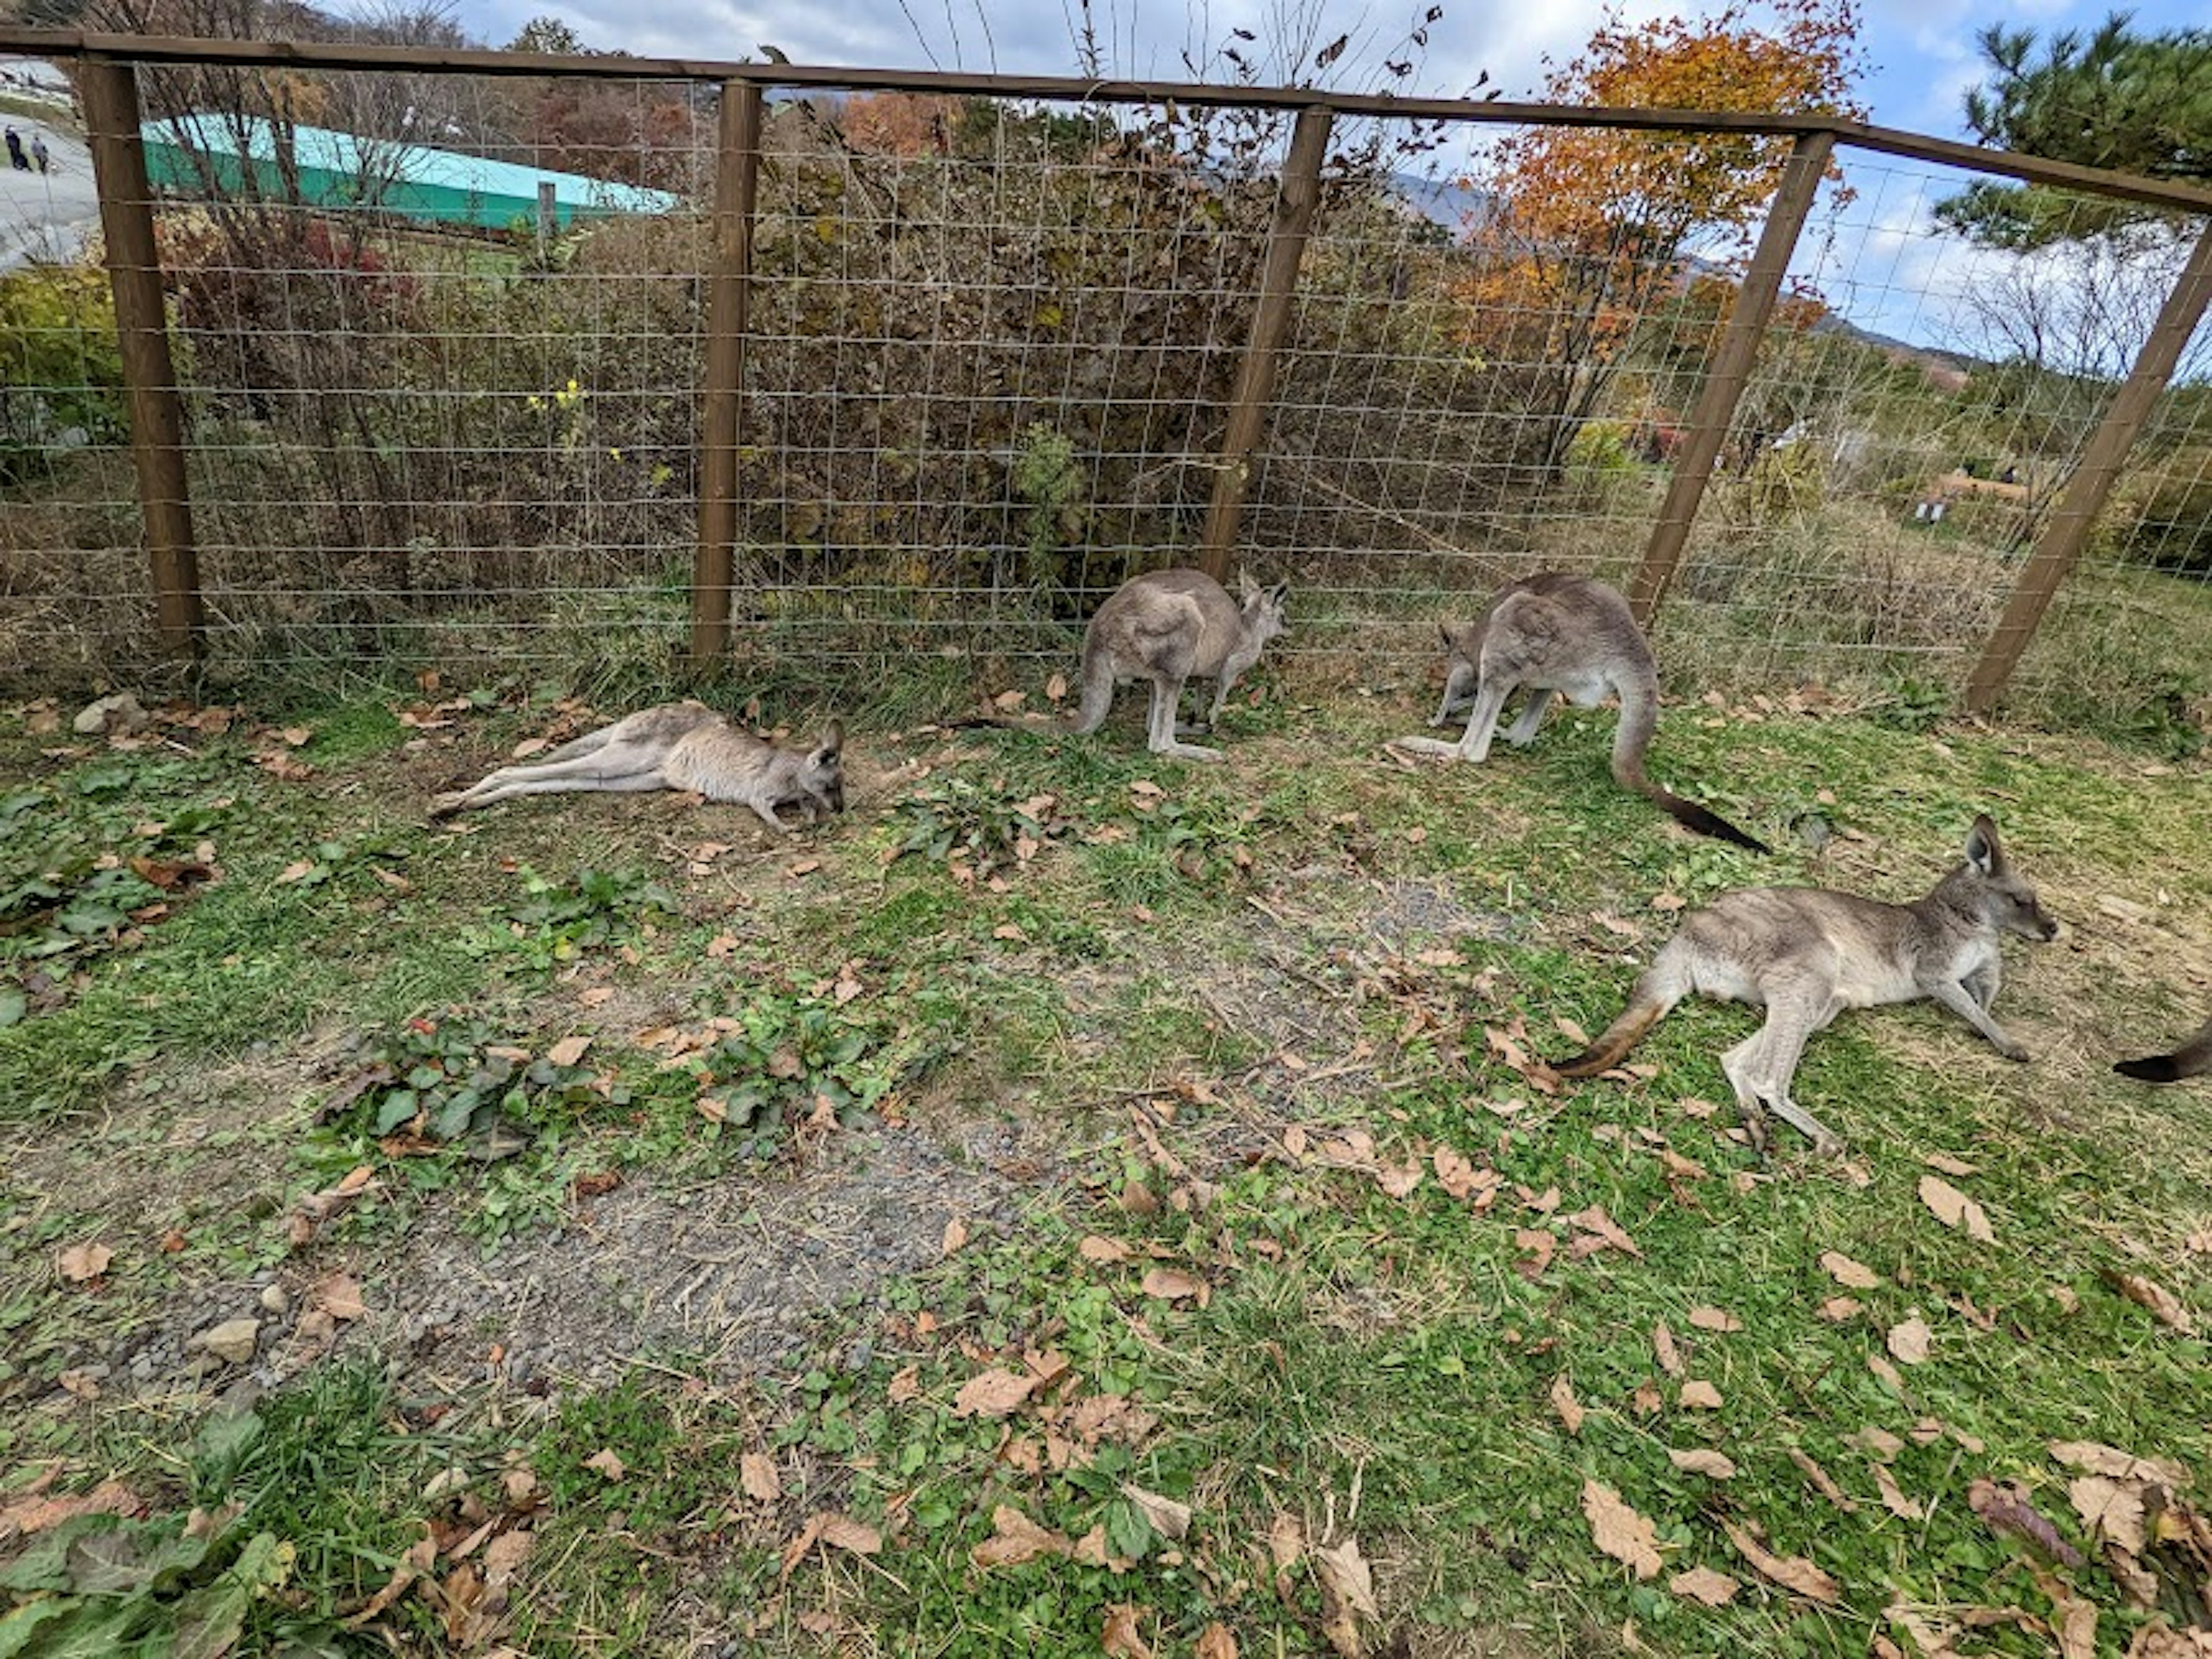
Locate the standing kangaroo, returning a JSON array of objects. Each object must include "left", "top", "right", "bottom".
[
  {"left": 1071, "top": 568, "right": 1289, "bottom": 762},
  {"left": 2115, "top": 1015, "right": 2212, "bottom": 1083},
  {"left": 430, "top": 703, "right": 845, "bottom": 834},
  {"left": 1553, "top": 815, "right": 2058, "bottom": 1155},
  {"left": 1390, "top": 573, "right": 1767, "bottom": 853}
]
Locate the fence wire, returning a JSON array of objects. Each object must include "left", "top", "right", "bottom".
[{"left": 1, "top": 55, "right": 2208, "bottom": 726}]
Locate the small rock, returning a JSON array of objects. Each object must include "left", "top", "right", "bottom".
[
  {"left": 192, "top": 1317, "right": 262, "bottom": 1365},
  {"left": 844, "top": 1339, "right": 873, "bottom": 1374},
  {"left": 73, "top": 690, "right": 150, "bottom": 736},
  {"left": 259, "top": 1284, "right": 290, "bottom": 1316}
]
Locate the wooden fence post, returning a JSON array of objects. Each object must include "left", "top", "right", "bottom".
[
  {"left": 1625, "top": 131, "right": 1835, "bottom": 626},
  {"left": 1963, "top": 219, "right": 2212, "bottom": 714},
  {"left": 691, "top": 76, "right": 763, "bottom": 669},
  {"left": 1196, "top": 104, "right": 1334, "bottom": 584},
  {"left": 79, "top": 56, "right": 203, "bottom": 658}
]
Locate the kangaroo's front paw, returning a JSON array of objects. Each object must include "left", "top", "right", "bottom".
[{"left": 1997, "top": 1038, "right": 2030, "bottom": 1063}]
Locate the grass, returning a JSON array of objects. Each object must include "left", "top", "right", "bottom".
[{"left": 1, "top": 665, "right": 2209, "bottom": 1656}]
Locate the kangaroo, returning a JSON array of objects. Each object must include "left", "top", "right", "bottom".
[
  {"left": 429, "top": 703, "right": 844, "bottom": 834},
  {"left": 2114, "top": 1014, "right": 2212, "bottom": 1083},
  {"left": 1071, "top": 568, "right": 1289, "bottom": 762},
  {"left": 1552, "top": 815, "right": 2058, "bottom": 1156},
  {"left": 1389, "top": 573, "right": 1768, "bottom": 853}
]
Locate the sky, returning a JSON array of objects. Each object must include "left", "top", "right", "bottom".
[{"left": 431, "top": 0, "right": 2205, "bottom": 350}]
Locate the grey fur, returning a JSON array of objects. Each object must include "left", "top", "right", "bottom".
[
  {"left": 1555, "top": 815, "right": 2058, "bottom": 1155},
  {"left": 430, "top": 703, "right": 845, "bottom": 834},
  {"left": 1066, "top": 566, "right": 1291, "bottom": 760},
  {"left": 1070, "top": 568, "right": 1289, "bottom": 762},
  {"left": 1391, "top": 573, "right": 1767, "bottom": 851}
]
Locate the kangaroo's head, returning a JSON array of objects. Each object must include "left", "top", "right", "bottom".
[
  {"left": 1961, "top": 814, "right": 2058, "bottom": 942},
  {"left": 1236, "top": 574, "right": 1290, "bottom": 646},
  {"left": 1438, "top": 621, "right": 1481, "bottom": 703},
  {"left": 801, "top": 719, "right": 846, "bottom": 815}
]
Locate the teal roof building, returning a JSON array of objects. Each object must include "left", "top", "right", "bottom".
[{"left": 139, "top": 114, "right": 679, "bottom": 228}]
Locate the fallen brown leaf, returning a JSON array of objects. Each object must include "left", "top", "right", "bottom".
[
  {"left": 1669, "top": 1565, "right": 1740, "bottom": 1607},
  {"left": 546, "top": 1035, "right": 592, "bottom": 1067},
  {"left": 1722, "top": 1521, "right": 1841, "bottom": 1603},
  {"left": 1887, "top": 1316, "right": 1933, "bottom": 1365},
  {"left": 1315, "top": 1536, "right": 1380, "bottom": 1658},
  {"left": 57, "top": 1241, "right": 113, "bottom": 1283},
  {"left": 741, "top": 1452, "right": 782, "bottom": 1503},
  {"left": 1140, "top": 1267, "right": 1210, "bottom": 1305},
  {"left": 1687, "top": 1305, "right": 1743, "bottom": 1333},
  {"left": 2048, "top": 1441, "right": 2190, "bottom": 1487},
  {"left": 952, "top": 1368, "right": 1039, "bottom": 1419},
  {"left": 1968, "top": 1479, "right": 2084, "bottom": 1567},
  {"left": 1195, "top": 1623, "right": 1238, "bottom": 1659},
  {"left": 1669, "top": 1448, "right": 1737, "bottom": 1479},
  {"left": 1872, "top": 1463, "right": 1924, "bottom": 1521},
  {"left": 1101, "top": 1603, "right": 1154, "bottom": 1659},
  {"left": 312, "top": 1272, "right": 368, "bottom": 1322},
  {"left": 941, "top": 1217, "right": 969, "bottom": 1255},
  {"left": 817, "top": 1514, "right": 881, "bottom": 1555},
  {"left": 972, "top": 1505, "right": 1073, "bottom": 1568},
  {"left": 584, "top": 1449, "right": 626, "bottom": 1482},
  {"left": 1120, "top": 1484, "right": 1192, "bottom": 1541},
  {"left": 1679, "top": 1380, "right": 1723, "bottom": 1410},
  {"left": 1820, "top": 1251, "right": 1880, "bottom": 1289},
  {"left": 1653, "top": 1322, "right": 1685, "bottom": 1378},
  {"left": 1919, "top": 1175, "right": 1995, "bottom": 1243},
  {"left": 1582, "top": 1479, "right": 1663, "bottom": 1580},
  {"left": 2101, "top": 1269, "right": 2196, "bottom": 1334},
  {"left": 1550, "top": 1374, "right": 1585, "bottom": 1435}
]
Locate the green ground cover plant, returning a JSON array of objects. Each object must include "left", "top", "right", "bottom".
[{"left": 1, "top": 664, "right": 2206, "bottom": 1657}]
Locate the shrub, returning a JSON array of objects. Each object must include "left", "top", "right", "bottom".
[{"left": 0, "top": 263, "right": 126, "bottom": 487}]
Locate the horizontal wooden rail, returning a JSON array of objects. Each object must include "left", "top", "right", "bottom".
[{"left": 3, "top": 26, "right": 2211, "bottom": 216}]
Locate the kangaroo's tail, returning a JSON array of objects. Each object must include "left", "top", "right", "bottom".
[
  {"left": 1070, "top": 637, "right": 1116, "bottom": 735},
  {"left": 1611, "top": 683, "right": 1770, "bottom": 854},
  {"left": 1552, "top": 953, "right": 1690, "bottom": 1078},
  {"left": 2115, "top": 1053, "right": 2186, "bottom": 1084},
  {"left": 2114, "top": 1016, "right": 2212, "bottom": 1084}
]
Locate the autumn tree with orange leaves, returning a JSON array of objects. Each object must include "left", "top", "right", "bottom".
[{"left": 1463, "top": 0, "right": 1867, "bottom": 478}]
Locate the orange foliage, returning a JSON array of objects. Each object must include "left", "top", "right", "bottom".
[
  {"left": 1489, "top": 0, "right": 1866, "bottom": 262},
  {"left": 1454, "top": 0, "right": 1862, "bottom": 398},
  {"left": 842, "top": 92, "right": 961, "bottom": 157}
]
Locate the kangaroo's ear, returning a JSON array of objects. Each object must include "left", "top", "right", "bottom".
[
  {"left": 1267, "top": 581, "right": 1289, "bottom": 608},
  {"left": 817, "top": 718, "right": 844, "bottom": 755},
  {"left": 1236, "top": 567, "right": 1260, "bottom": 600},
  {"left": 1964, "top": 813, "right": 2003, "bottom": 874},
  {"left": 1438, "top": 622, "right": 1453, "bottom": 651}
]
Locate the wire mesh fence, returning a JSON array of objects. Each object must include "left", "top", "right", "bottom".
[{"left": 1, "top": 36, "right": 2209, "bottom": 730}]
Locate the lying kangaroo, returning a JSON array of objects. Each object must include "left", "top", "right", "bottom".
[
  {"left": 1554, "top": 815, "right": 2057, "bottom": 1155},
  {"left": 1390, "top": 573, "right": 1767, "bottom": 853},
  {"left": 1071, "top": 568, "right": 1289, "bottom": 762},
  {"left": 2115, "top": 1015, "right": 2212, "bottom": 1083},
  {"left": 430, "top": 703, "right": 844, "bottom": 834}
]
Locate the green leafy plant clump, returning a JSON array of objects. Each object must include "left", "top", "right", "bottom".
[{"left": 316, "top": 1011, "right": 620, "bottom": 1150}]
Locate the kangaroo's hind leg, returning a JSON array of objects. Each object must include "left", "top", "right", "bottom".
[
  {"left": 1147, "top": 673, "right": 1223, "bottom": 762},
  {"left": 1719, "top": 992, "right": 1843, "bottom": 1157},
  {"left": 433, "top": 741, "right": 671, "bottom": 815},
  {"left": 1502, "top": 688, "right": 1558, "bottom": 747}
]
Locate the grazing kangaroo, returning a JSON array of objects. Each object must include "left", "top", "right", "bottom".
[
  {"left": 430, "top": 703, "right": 844, "bottom": 834},
  {"left": 2115, "top": 1015, "right": 2212, "bottom": 1083},
  {"left": 1390, "top": 573, "right": 1767, "bottom": 853},
  {"left": 1071, "top": 568, "right": 1289, "bottom": 762},
  {"left": 1553, "top": 815, "right": 2058, "bottom": 1156}
]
